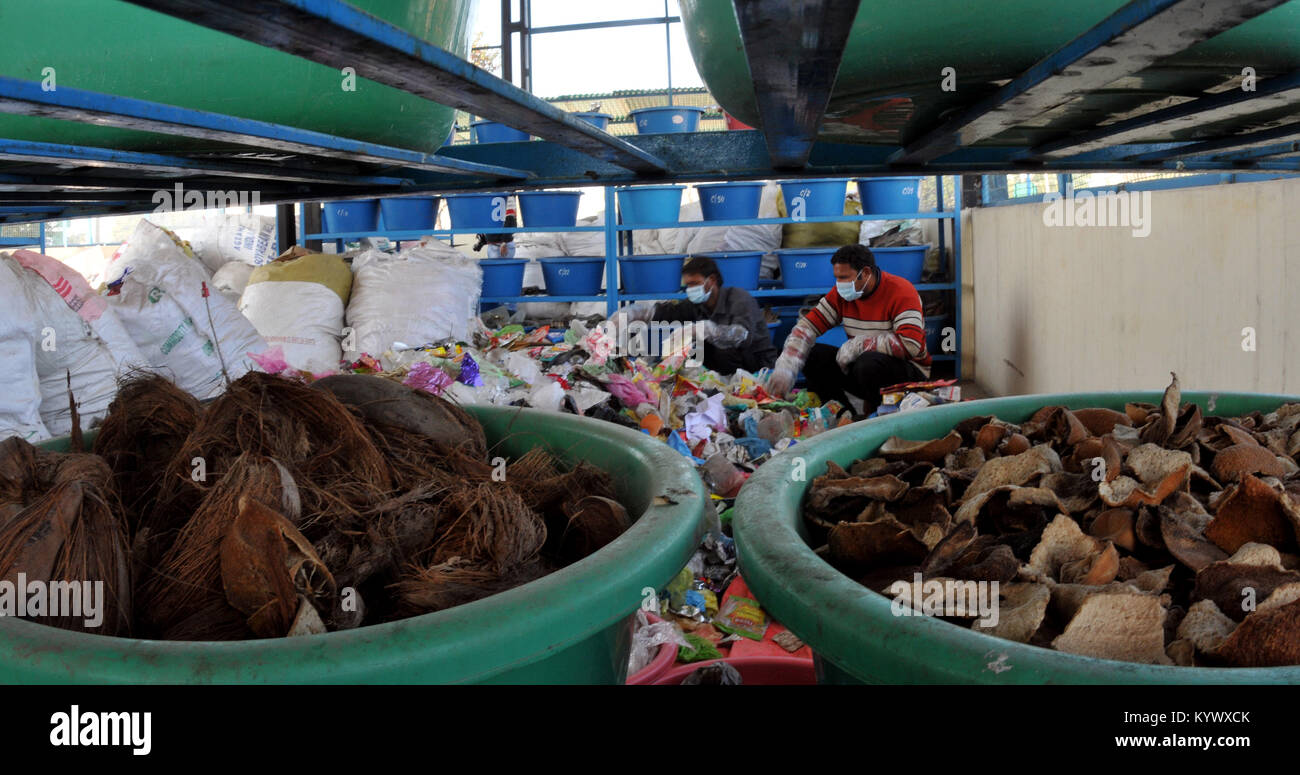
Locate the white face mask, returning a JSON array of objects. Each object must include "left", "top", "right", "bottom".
[
  {"left": 685, "top": 282, "right": 711, "bottom": 304},
  {"left": 836, "top": 270, "right": 864, "bottom": 301}
]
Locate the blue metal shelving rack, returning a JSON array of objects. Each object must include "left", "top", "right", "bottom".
[
  {"left": 0, "top": 0, "right": 1295, "bottom": 381},
  {"left": 299, "top": 176, "right": 965, "bottom": 376}
]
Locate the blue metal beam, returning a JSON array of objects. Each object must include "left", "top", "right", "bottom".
[
  {"left": 122, "top": 0, "right": 668, "bottom": 174},
  {"left": 0, "top": 138, "right": 411, "bottom": 186},
  {"left": 1211, "top": 141, "right": 1300, "bottom": 162},
  {"left": 1127, "top": 121, "right": 1300, "bottom": 162},
  {"left": 893, "top": 0, "right": 1291, "bottom": 164},
  {"left": 529, "top": 16, "right": 680, "bottom": 35},
  {"left": 1031, "top": 69, "right": 1300, "bottom": 159},
  {"left": 732, "top": 0, "right": 862, "bottom": 170},
  {"left": 0, "top": 76, "right": 529, "bottom": 179}
]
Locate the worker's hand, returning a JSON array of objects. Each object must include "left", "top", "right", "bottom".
[
  {"left": 767, "top": 358, "right": 797, "bottom": 398},
  {"left": 623, "top": 301, "right": 656, "bottom": 323},
  {"left": 836, "top": 335, "right": 871, "bottom": 371},
  {"left": 705, "top": 322, "right": 749, "bottom": 349}
]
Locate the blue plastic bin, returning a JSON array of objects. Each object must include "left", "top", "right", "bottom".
[
  {"left": 697, "top": 250, "right": 763, "bottom": 291},
  {"left": 517, "top": 190, "right": 582, "bottom": 228},
  {"left": 621, "top": 254, "right": 688, "bottom": 294},
  {"left": 696, "top": 181, "right": 764, "bottom": 221},
  {"left": 857, "top": 176, "right": 923, "bottom": 213},
  {"left": 480, "top": 258, "right": 528, "bottom": 298},
  {"left": 540, "top": 257, "right": 605, "bottom": 296},
  {"left": 471, "top": 120, "right": 530, "bottom": 143},
  {"left": 872, "top": 244, "right": 929, "bottom": 283},
  {"left": 776, "top": 247, "right": 837, "bottom": 289},
  {"left": 817, "top": 328, "right": 848, "bottom": 347},
  {"left": 571, "top": 112, "right": 612, "bottom": 130},
  {"left": 925, "top": 314, "right": 952, "bottom": 355},
  {"left": 321, "top": 199, "right": 379, "bottom": 233},
  {"left": 379, "top": 197, "right": 439, "bottom": 231},
  {"left": 779, "top": 179, "right": 849, "bottom": 219},
  {"left": 445, "top": 193, "right": 511, "bottom": 230},
  {"left": 617, "top": 186, "right": 684, "bottom": 226},
  {"left": 630, "top": 105, "right": 706, "bottom": 134}
]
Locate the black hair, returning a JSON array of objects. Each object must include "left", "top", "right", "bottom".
[
  {"left": 682, "top": 255, "right": 723, "bottom": 285},
  {"left": 831, "top": 244, "right": 876, "bottom": 272}
]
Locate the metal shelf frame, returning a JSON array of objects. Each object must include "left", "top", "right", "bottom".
[
  {"left": 2, "top": 0, "right": 1296, "bottom": 383},
  {"left": 300, "top": 173, "right": 965, "bottom": 379},
  {"left": 0, "top": 0, "right": 1292, "bottom": 229}
]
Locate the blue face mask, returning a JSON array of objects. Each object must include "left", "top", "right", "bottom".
[
  {"left": 836, "top": 270, "right": 864, "bottom": 301},
  {"left": 685, "top": 282, "right": 711, "bottom": 304}
]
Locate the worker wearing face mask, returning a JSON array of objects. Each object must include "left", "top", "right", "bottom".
[
  {"left": 617, "top": 256, "right": 777, "bottom": 375},
  {"left": 767, "top": 244, "right": 930, "bottom": 417}
]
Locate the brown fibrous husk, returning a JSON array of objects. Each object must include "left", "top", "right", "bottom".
[
  {"left": 0, "top": 471, "right": 131, "bottom": 636},
  {"left": 91, "top": 372, "right": 201, "bottom": 535},
  {"left": 138, "top": 453, "right": 293, "bottom": 640}
]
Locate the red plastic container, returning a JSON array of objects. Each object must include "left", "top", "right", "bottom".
[
  {"left": 625, "top": 613, "right": 680, "bottom": 685},
  {"left": 724, "top": 111, "right": 755, "bottom": 131},
  {"left": 654, "top": 656, "right": 817, "bottom": 685}
]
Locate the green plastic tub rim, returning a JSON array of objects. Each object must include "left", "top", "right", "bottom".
[
  {"left": 734, "top": 390, "right": 1300, "bottom": 684},
  {"left": 1, "top": 405, "right": 707, "bottom": 684}
]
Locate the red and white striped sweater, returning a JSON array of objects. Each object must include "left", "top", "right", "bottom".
[{"left": 784, "top": 270, "right": 931, "bottom": 378}]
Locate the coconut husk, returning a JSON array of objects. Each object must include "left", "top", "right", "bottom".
[
  {"left": 559, "top": 495, "right": 631, "bottom": 564},
  {"left": 312, "top": 373, "right": 486, "bottom": 460},
  {"left": 1192, "top": 560, "right": 1300, "bottom": 623},
  {"left": 1215, "top": 598, "right": 1300, "bottom": 667},
  {"left": 1027, "top": 514, "right": 1102, "bottom": 581},
  {"left": 428, "top": 482, "right": 547, "bottom": 571},
  {"left": 220, "top": 496, "right": 336, "bottom": 638},
  {"left": 828, "top": 517, "right": 929, "bottom": 571},
  {"left": 972, "top": 582, "right": 1050, "bottom": 643},
  {"left": 1205, "top": 474, "right": 1296, "bottom": 553},
  {"left": 313, "top": 469, "right": 464, "bottom": 591},
  {"left": 392, "top": 556, "right": 552, "bottom": 615},
  {"left": 0, "top": 436, "right": 40, "bottom": 503},
  {"left": 1158, "top": 499, "right": 1227, "bottom": 571},
  {"left": 1071, "top": 408, "right": 1132, "bottom": 437},
  {"left": 946, "top": 540, "right": 1019, "bottom": 583},
  {"left": 1050, "top": 588, "right": 1172, "bottom": 665},
  {"left": 1211, "top": 443, "right": 1288, "bottom": 483},
  {"left": 139, "top": 453, "right": 295, "bottom": 640},
  {"left": 807, "top": 474, "right": 909, "bottom": 511},
  {"left": 503, "top": 446, "right": 616, "bottom": 533},
  {"left": 0, "top": 472, "right": 131, "bottom": 636},
  {"left": 878, "top": 431, "right": 962, "bottom": 464},
  {"left": 154, "top": 372, "right": 392, "bottom": 543},
  {"left": 92, "top": 373, "right": 201, "bottom": 535},
  {"left": 962, "top": 445, "right": 1061, "bottom": 501},
  {"left": 952, "top": 415, "right": 996, "bottom": 445}
]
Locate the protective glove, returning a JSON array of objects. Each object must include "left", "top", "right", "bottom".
[
  {"left": 766, "top": 358, "right": 797, "bottom": 399},
  {"left": 623, "top": 301, "right": 657, "bottom": 323},
  {"left": 836, "top": 334, "right": 871, "bottom": 371},
  {"left": 602, "top": 301, "right": 656, "bottom": 342},
  {"left": 700, "top": 322, "right": 749, "bottom": 349}
]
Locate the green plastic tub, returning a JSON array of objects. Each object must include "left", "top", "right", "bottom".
[
  {"left": 1, "top": 406, "right": 707, "bottom": 684},
  {"left": 734, "top": 391, "right": 1300, "bottom": 684},
  {"left": 678, "top": 0, "right": 1300, "bottom": 148},
  {"left": 0, "top": 0, "right": 470, "bottom": 153}
]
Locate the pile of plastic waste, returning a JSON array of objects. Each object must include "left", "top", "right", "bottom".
[{"left": 252, "top": 310, "right": 860, "bottom": 502}]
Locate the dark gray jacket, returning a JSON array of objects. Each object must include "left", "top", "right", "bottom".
[{"left": 653, "top": 286, "right": 778, "bottom": 371}]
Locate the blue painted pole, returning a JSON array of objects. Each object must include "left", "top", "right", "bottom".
[{"left": 605, "top": 186, "right": 619, "bottom": 317}]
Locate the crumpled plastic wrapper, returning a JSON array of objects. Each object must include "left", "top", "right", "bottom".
[
  {"left": 457, "top": 353, "right": 483, "bottom": 386},
  {"left": 627, "top": 609, "right": 690, "bottom": 677},
  {"left": 581, "top": 327, "right": 615, "bottom": 365},
  {"left": 249, "top": 346, "right": 293, "bottom": 375},
  {"left": 402, "top": 362, "right": 453, "bottom": 395}
]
